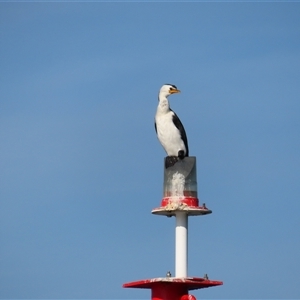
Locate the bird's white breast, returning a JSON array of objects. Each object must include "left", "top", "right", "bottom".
[{"left": 155, "top": 111, "right": 186, "bottom": 156}]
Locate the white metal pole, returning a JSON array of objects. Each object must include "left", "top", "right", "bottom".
[{"left": 175, "top": 211, "right": 188, "bottom": 277}]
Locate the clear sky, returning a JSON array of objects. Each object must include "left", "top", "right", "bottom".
[{"left": 1, "top": 2, "right": 300, "bottom": 300}]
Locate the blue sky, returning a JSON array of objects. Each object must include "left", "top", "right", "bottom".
[{"left": 1, "top": 2, "right": 300, "bottom": 299}]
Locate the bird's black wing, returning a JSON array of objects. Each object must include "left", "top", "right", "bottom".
[
  {"left": 171, "top": 110, "right": 189, "bottom": 156},
  {"left": 154, "top": 121, "right": 157, "bottom": 133}
]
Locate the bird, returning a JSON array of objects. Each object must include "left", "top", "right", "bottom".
[{"left": 155, "top": 84, "right": 189, "bottom": 168}]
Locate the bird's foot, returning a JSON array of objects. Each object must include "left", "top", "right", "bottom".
[{"left": 165, "top": 156, "right": 179, "bottom": 168}]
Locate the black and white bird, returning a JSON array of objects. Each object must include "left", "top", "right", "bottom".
[{"left": 155, "top": 84, "right": 189, "bottom": 167}]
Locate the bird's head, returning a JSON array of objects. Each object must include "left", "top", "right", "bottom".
[{"left": 159, "top": 84, "right": 181, "bottom": 99}]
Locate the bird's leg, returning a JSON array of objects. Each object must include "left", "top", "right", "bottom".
[{"left": 178, "top": 150, "right": 185, "bottom": 159}]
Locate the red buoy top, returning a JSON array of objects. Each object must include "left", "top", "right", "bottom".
[{"left": 123, "top": 277, "right": 223, "bottom": 300}]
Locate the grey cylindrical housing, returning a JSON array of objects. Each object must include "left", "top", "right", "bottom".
[{"left": 163, "top": 157, "right": 197, "bottom": 199}]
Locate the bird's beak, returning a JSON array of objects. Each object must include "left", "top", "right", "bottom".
[{"left": 170, "top": 89, "right": 181, "bottom": 94}]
